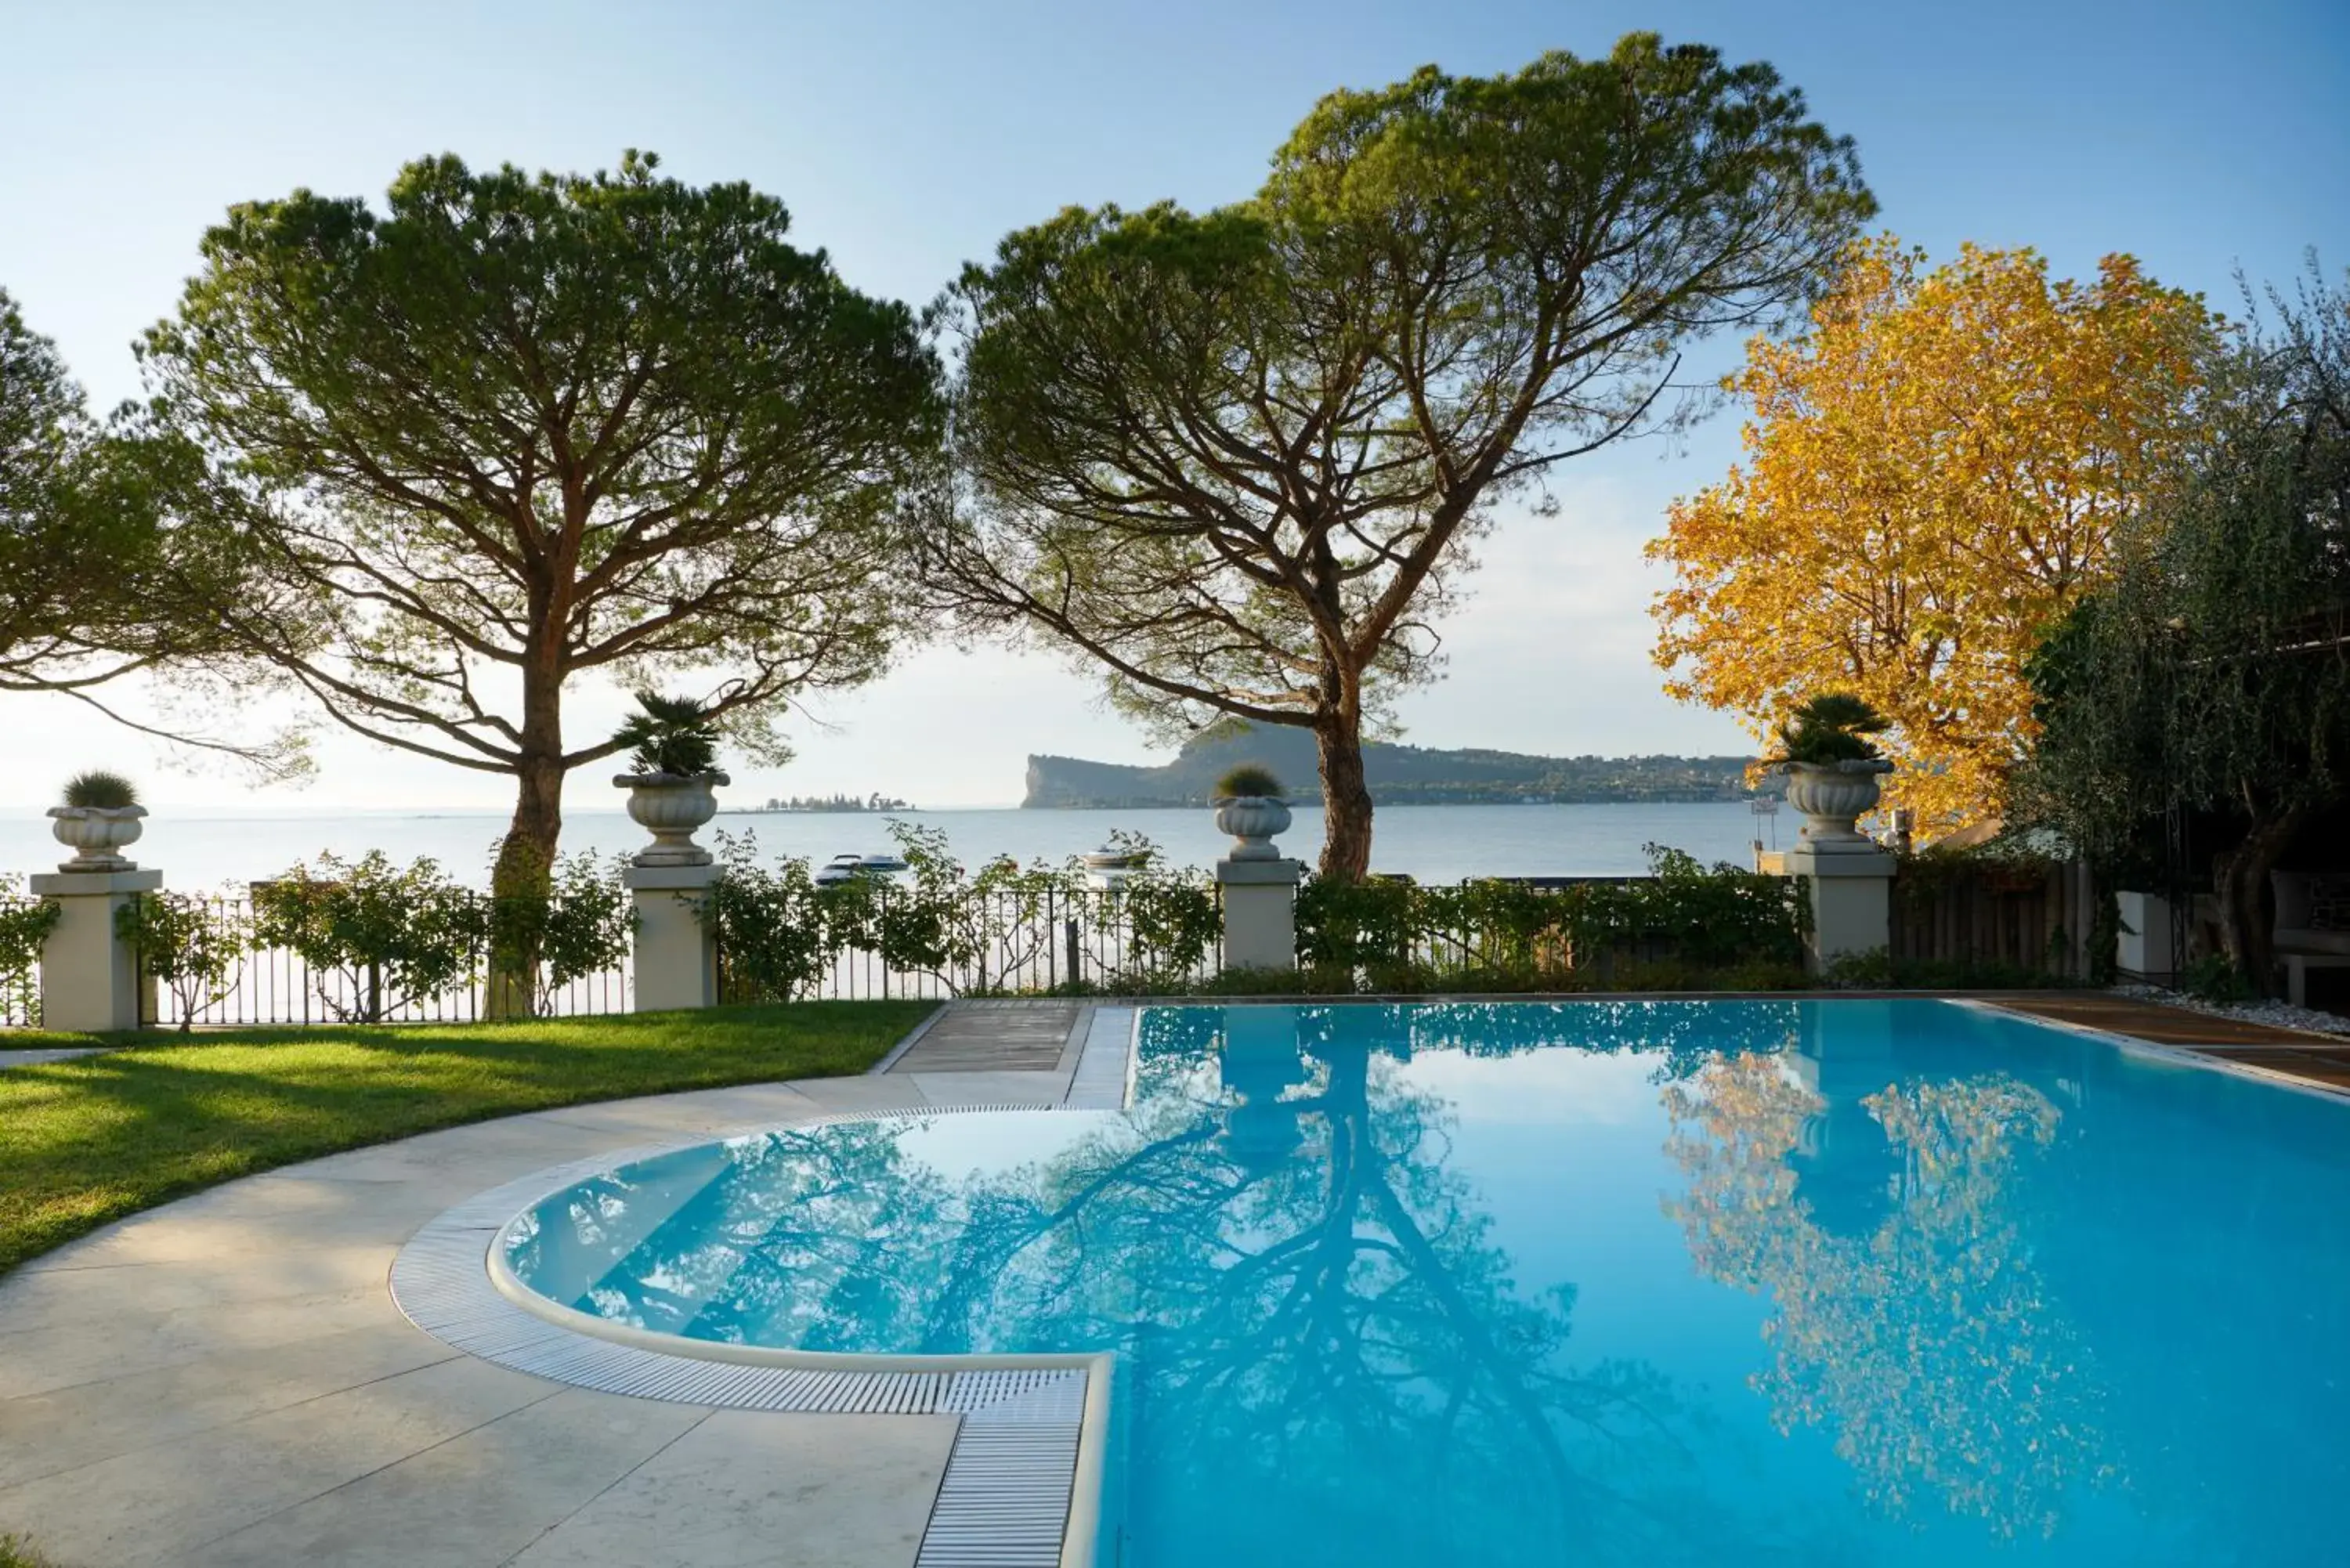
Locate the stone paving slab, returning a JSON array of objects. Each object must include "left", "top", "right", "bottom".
[
  {"left": 177, "top": 1387, "right": 713, "bottom": 1568},
  {"left": 507, "top": 1411, "right": 958, "bottom": 1568},
  {"left": 0, "top": 1047, "right": 107, "bottom": 1070}
]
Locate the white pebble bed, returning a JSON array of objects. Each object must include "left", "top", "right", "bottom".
[{"left": 2111, "top": 984, "right": 2350, "bottom": 1039}]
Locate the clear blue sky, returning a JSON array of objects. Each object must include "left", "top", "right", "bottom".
[{"left": 2, "top": 0, "right": 2343, "bottom": 808}]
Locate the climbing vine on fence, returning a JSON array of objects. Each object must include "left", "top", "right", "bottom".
[
  {"left": 701, "top": 822, "right": 1218, "bottom": 1000},
  {"left": 115, "top": 891, "right": 252, "bottom": 1031},
  {"left": 254, "top": 853, "right": 486, "bottom": 1022},
  {"left": 248, "top": 851, "right": 632, "bottom": 1021},
  {"left": 0, "top": 883, "right": 62, "bottom": 1024}
]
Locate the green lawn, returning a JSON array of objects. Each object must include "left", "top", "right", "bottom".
[{"left": 0, "top": 1001, "right": 934, "bottom": 1277}]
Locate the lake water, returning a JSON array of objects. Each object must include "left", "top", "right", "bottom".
[{"left": 0, "top": 801, "right": 1779, "bottom": 891}]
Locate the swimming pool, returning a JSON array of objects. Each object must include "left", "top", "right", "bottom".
[{"left": 497, "top": 999, "right": 2350, "bottom": 1566}]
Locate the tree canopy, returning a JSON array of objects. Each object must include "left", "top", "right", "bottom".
[
  {"left": 920, "top": 34, "right": 1875, "bottom": 879},
  {"left": 141, "top": 150, "right": 942, "bottom": 899},
  {"left": 0, "top": 288, "right": 282, "bottom": 769},
  {"left": 1648, "top": 238, "right": 2219, "bottom": 834},
  {"left": 2016, "top": 266, "right": 2350, "bottom": 988}
]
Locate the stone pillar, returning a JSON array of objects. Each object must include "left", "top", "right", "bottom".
[
  {"left": 1217, "top": 858, "right": 1303, "bottom": 974},
  {"left": 28, "top": 867, "right": 162, "bottom": 1032},
  {"left": 2116, "top": 891, "right": 2175, "bottom": 981},
  {"left": 624, "top": 862, "right": 719, "bottom": 1012},
  {"left": 1784, "top": 843, "right": 1896, "bottom": 974}
]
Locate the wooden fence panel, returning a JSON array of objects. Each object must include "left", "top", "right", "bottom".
[{"left": 1889, "top": 859, "right": 2088, "bottom": 977}]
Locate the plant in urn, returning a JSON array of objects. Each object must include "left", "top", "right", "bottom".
[
  {"left": 48, "top": 770, "right": 147, "bottom": 872},
  {"left": 1212, "top": 764, "right": 1292, "bottom": 862},
  {"left": 609, "top": 692, "right": 729, "bottom": 867},
  {"left": 1767, "top": 693, "right": 1895, "bottom": 851}
]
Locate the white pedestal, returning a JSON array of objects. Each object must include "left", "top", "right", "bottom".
[
  {"left": 2116, "top": 891, "right": 2175, "bottom": 980},
  {"left": 624, "top": 863, "right": 719, "bottom": 1012},
  {"left": 1217, "top": 858, "right": 1303, "bottom": 974},
  {"left": 28, "top": 867, "right": 162, "bottom": 1032},
  {"left": 1784, "top": 844, "right": 1895, "bottom": 974}
]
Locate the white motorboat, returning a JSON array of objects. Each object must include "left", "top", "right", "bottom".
[{"left": 813, "top": 852, "right": 910, "bottom": 887}]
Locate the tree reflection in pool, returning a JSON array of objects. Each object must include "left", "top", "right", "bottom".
[{"left": 500, "top": 999, "right": 2350, "bottom": 1568}]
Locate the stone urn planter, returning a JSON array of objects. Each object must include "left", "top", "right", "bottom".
[
  {"left": 1213, "top": 796, "right": 1293, "bottom": 862},
  {"left": 46, "top": 805, "right": 147, "bottom": 872},
  {"left": 1778, "top": 759, "right": 1895, "bottom": 850},
  {"left": 614, "top": 770, "right": 729, "bottom": 867}
]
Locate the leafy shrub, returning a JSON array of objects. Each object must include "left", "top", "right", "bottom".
[
  {"left": 0, "top": 883, "right": 61, "bottom": 1024},
  {"left": 612, "top": 691, "right": 720, "bottom": 777},
  {"left": 2181, "top": 952, "right": 2251, "bottom": 1003},
  {"left": 1095, "top": 830, "right": 1220, "bottom": 988},
  {"left": 116, "top": 891, "right": 251, "bottom": 1030},
  {"left": 489, "top": 851, "right": 634, "bottom": 1014},
  {"left": 705, "top": 833, "right": 841, "bottom": 1003},
  {"left": 251, "top": 850, "right": 630, "bottom": 1021},
  {"left": 1768, "top": 692, "right": 1889, "bottom": 766},
  {"left": 254, "top": 853, "right": 484, "bottom": 1022},
  {"left": 703, "top": 823, "right": 1216, "bottom": 999},
  {"left": 60, "top": 769, "right": 139, "bottom": 808},
  {"left": 1296, "top": 844, "right": 1806, "bottom": 985},
  {"left": 1213, "top": 764, "right": 1284, "bottom": 799}
]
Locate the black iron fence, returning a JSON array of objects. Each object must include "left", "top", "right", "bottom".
[
  {"left": 716, "top": 882, "right": 1224, "bottom": 1003},
  {"left": 127, "top": 894, "right": 633, "bottom": 1030}
]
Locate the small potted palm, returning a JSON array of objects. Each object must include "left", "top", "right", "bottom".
[
  {"left": 610, "top": 692, "right": 729, "bottom": 866},
  {"left": 1767, "top": 694, "right": 1895, "bottom": 848},
  {"left": 48, "top": 770, "right": 146, "bottom": 872},
  {"left": 1212, "top": 764, "right": 1292, "bottom": 862}
]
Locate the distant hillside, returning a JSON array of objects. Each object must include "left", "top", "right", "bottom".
[{"left": 1023, "top": 722, "right": 1761, "bottom": 807}]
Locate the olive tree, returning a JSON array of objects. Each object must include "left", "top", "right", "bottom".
[
  {"left": 2018, "top": 266, "right": 2350, "bottom": 989},
  {"left": 142, "top": 151, "right": 942, "bottom": 909},
  {"left": 919, "top": 35, "right": 1875, "bottom": 879}
]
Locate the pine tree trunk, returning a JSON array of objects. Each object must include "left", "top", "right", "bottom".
[
  {"left": 1316, "top": 720, "right": 1375, "bottom": 883},
  {"left": 488, "top": 659, "right": 566, "bottom": 1019}
]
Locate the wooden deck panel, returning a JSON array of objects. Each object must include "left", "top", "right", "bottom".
[
  {"left": 888, "top": 1001, "right": 1082, "bottom": 1074},
  {"left": 1989, "top": 993, "right": 2350, "bottom": 1094}
]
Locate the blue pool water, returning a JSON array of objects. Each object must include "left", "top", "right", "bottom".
[{"left": 500, "top": 999, "right": 2350, "bottom": 1566}]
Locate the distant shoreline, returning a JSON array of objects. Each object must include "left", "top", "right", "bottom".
[{"left": 1018, "top": 793, "right": 1763, "bottom": 809}]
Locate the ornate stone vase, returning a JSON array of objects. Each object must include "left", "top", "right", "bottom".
[
  {"left": 46, "top": 805, "right": 147, "bottom": 872},
  {"left": 1779, "top": 760, "right": 1895, "bottom": 849},
  {"left": 1213, "top": 796, "right": 1293, "bottom": 862},
  {"left": 615, "top": 771, "right": 729, "bottom": 867}
]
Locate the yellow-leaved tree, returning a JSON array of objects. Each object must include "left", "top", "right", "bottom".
[{"left": 1647, "top": 237, "right": 2219, "bottom": 833}]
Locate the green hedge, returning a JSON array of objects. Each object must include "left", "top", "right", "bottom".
[{"left": 1293, "top": 845, "right": 1808, "bottom": 991}]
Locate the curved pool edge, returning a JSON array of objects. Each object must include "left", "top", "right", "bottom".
[
  {"left": 484, "top": 1236, "right": 1108, "bottom": 1374},
  {"left": 388, "top": 1100, "right": 1120, "bottom": 1568}
]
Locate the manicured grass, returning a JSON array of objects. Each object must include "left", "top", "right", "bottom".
[{"left": 0, "top": 1002, "right": 934, "bottom": 1277}]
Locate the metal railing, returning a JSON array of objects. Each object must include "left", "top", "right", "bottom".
[
  {"left": 130, "top": 894, "right": 632, "bottom": 1030},
  {"left": 722, "top": 883, "right": 1224, "bottom": 1003}
]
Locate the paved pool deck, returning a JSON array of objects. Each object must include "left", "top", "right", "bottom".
[{"left": 3, "top": 990, "right": 2345, "bottom": 1567}]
